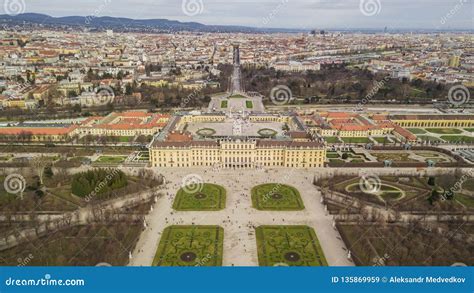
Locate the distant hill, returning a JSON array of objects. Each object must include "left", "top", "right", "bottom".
[{"left": 0, "top": 13, "right": 306, "bottom": 33}]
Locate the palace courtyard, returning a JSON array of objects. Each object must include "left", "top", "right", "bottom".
[{"left": 129, "top": 167, "right": 353, "bottom": 267}]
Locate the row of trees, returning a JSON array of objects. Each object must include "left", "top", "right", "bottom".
[
  {"left": 341, "top": 221, "right": 473, "bottom": 266},
  {"left": 241, "top": 66, "right": 450, "bottom": 104},
  {"left": 0, "top": 133, "right": 152, "bottom": 145},
  {"left": 81, "top": 134, "right": 152, "bottom": 145}
]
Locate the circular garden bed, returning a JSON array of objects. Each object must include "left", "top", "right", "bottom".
[
  {"left": 196, "top": 128, "right": 216, "bottom": 137},
  {"left": 258, "top": 128, "right": 277, "bottom": 138}
]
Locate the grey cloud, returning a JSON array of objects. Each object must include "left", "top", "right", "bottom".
[{"left": 5, "top": 0, "right": 473, "bottom": 29}]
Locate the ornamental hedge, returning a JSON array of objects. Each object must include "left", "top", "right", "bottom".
[{"left": 71, "top": 168, "right": 128, "bottom": 198}]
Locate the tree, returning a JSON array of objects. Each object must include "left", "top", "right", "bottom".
[
  {"left": 44, "top": 165, "right": 54, "bottom": 179},
  {"left": 67, "top": 90, "right": 78, "bottom": 98},
  {"left": 117, "top": 71, "right": 124, "bottom": 80},
  {"left": 136, "top": 135, "right": 149, "bottom": 144},
  {"left": 427, "top": 177, "right": 436, "bottom": 186},
  {"left": 30, "top": 156, "right": 51, "bottom": 186},
  {"left": 428, "top": 189, "right": 440, "bottom": 205},
  {"left": 125, "top": 83, "right": 133, "bottom": 95},
  {"left": 72, "top": 104, "right": 82, "bottom": 113}
]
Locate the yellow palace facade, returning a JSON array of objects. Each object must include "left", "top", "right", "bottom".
[
  {"left": 390, "top": 115, "right": 474, "bottom": 128},
  {"left": 149, "top": 139, "right": 326, "bottom": 169},
  {"left": 149, "top": 112, "right": 326, "bottom": 169}
]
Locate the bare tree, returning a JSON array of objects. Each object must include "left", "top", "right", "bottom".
[{"left": 29, "top": 156, "right": 51, "bottom": 186}]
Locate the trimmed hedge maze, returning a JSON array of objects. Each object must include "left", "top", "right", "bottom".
[
  {"left": 152, "top": 226, "right": 224, "bottom": 266},
  {"left": 256, "top": 226, "right": 328, "bottom": 267}
]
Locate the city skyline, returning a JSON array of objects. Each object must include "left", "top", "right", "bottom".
[{"left": 1, "top": 0, "right": 473, "bottom": 30}]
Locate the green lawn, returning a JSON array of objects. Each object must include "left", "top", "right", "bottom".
[
  {"left": 324, "top": 137, "right": 340, "bottom": 143},
  {"left": 47, "top": 184, "right": 85, "bottom": 207},
  {"left": 426, "top": 128, "right": 463, "bottom": 135},
  {"left": 407, "top": 128, "right": 427, "bottom": 134},
  {"left": 329, "top": 159, "right": 345, "bottom": 165},
  {"left": 410, "top": 88, "right": 428, "bottom": 98},
  {"left": 96, "top": 156, "right": 127, "bottom": 163},
  {"left": 255, "top": 226, "right": 328, "bottom": 266},
  {"left": 221, "top": 100, "right": 228, "bottom": 108},
  {"left": 347, "top": 182, "right": 404, "bottom": 201},
  {"left": 229, "top": 94, "right": 246, "bottom": 99},
  {"left": 152, "top": 226, "right": 223, "bottom": 266},
  {"left": 372, "top": 152, "right": 411, "bottom": 162},
  {"left": 326, "top": 152, "right": 340, "bottom": 159},
  {"left": 246, "top": 100, "right": 253, "bottom": 109},
  {"left": 251, "top": 184, "right": 304, "bottom": 211},
  {"left": 173, "top": 183, "right": 226, "bottom": 211},
  {"left": 118, "top": 136, "right": 134, "bottom": 143},
  {"left": 462, "top": 179, "right": 474, "bottom": 192},
  {"left": 464, "top": 128, "right": 474, "bottom": 132},
  {"left": 373, "top": 137, "right": 391, "bottom": 143},
  {"left": 455, "top": 194, "right": 474, "bottom": 208},
  {"left": 341, "top": 137, "right": 371, "bottom": 144},
  {"left": 380, "top": 191, "right": 404, "bottom": 201},
  {"left": 440, "top": 136, "right": 474, "bottom": 144}
]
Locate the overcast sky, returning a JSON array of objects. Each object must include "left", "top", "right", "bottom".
[{"left": 4, "top": 0, "right": 474, "bottom": 29}]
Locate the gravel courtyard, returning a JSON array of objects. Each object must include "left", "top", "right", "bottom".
[{"left": 129, "top": 167, "right": 354, "bottom": 267}]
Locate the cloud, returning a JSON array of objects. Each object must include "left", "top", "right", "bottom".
[{"left": 6, "top": 0, "right": 473, "bottom": 29}]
